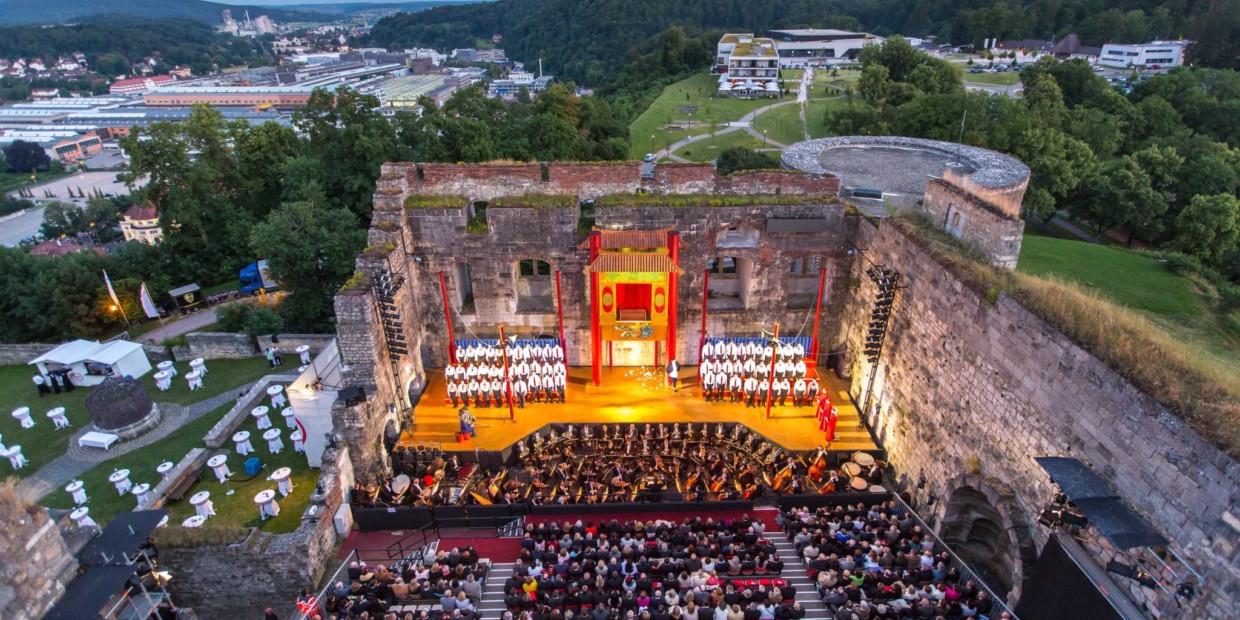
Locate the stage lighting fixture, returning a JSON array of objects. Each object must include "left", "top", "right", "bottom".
[
  {"left": 1053, "top": 493, "right": 1069, "bottom": 505},
  {"left": 1061, "top": 509, "right": 1089, "bottom": 527},
  {"left": 1038, "top": 508, "right": 1058, "bottom": 527},
  {"left": 917, "top": 472, "right": 927, "bottom": 489},
  {"left": 927, "top": 491, "right": 937, "bottom": 506}
]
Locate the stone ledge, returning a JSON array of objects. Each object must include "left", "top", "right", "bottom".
[{"left": 203, "top": 376, "right": 290, "bottom": 449}]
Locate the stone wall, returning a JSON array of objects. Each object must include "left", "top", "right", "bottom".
[
  {"left": 0, "top": 343, "right": 56, "bottom": 366},
  {"left": 389, "top": 161, "right": 840, "bottom": 203},
  {"left": 841, "top": 219, "right": 1240, "bottom": 618},
  {"left": 918, "top": 178, "right": 1025, "bottom": 269},
  {"left": 202, "top": 376, "right": 289, "bottom": 449},
  {"left": 161, "top": 444, "right": 351, "bottom": 620},
  {"left": 0, "top": 488, "right": 78, "bottom": 620},
  {"left": 181, "top": 332, "right": 256, "bottom": 360},
  {"left": 255, "top": 334, "right": 336, "bottom": 359}
]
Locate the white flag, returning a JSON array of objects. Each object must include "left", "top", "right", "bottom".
[
  {"left": 139, "top": 283, "right": 160, "bottom": 319},
  {"left": 102, "top": 270, "right": 120, "bottom": 307}
]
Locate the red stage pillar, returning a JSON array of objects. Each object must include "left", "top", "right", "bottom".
[
  {"left": 554, "top": 270, "right": 567, "bottom": 402},
  {"left": 499, "top": 324, "right": 515, "bottom": 422},
  {"left": 811, "top": 267, "right": 827, "bottom": 360},
  {"left": 765, "top": 322, "right": 780, "bottom": 420},
  {"left": 699, "top": 268, "right": 710, "bottom": 364},
  {"left": 438, "top": 271, "right": 456, "bottom": 364},
  {"left": 667, "top": 231, "right": 680, "bottom": 365},
  {"left": 589, "top": 232, "right": 602, "bottom": 386}
]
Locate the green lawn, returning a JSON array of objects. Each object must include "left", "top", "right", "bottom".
[
  {"left": 628, "top": 72, "right": 789, "bottom": 159},
  {"left": 0, "top": 356, "right": 274, "bottom": 479},
  {"left": 674, "top": 131, "right": 766, "bottom": 163},
  {"left": 1017, "top": 236, "right": 1202, "bottom": 318},
  {"left": 0, "top": 365, "right": 92, "bottom": 477},
  {"left": 2, "top": 170, "right": 73, "bottom": 196},
  {"left": 140, "top": 356, "right": 275, "bottom": 406},
  {"left": 961, "top": 70, "right": 1022, "bottom": 87},
  {"left": 752, "top": 97, "right": 847, "bottom": 146},
  {"left": 42, "top": 400, "right": 316, "bottom": 534}
]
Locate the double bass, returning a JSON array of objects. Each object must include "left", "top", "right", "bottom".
[{"left": 807, "top": 447, "right": 828, "bottom": 482}]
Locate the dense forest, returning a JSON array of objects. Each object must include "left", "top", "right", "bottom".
[
  {"left": 364, "top": 0, "right": 1240, "bottom": 84},
  {"left": 827, "top": 37, "right": 1240, "bottom": 280},
  {"left": 0, "top": 84, "right": 627, "bottom": 343},
  {"left": 0, "top": 17, "right": 271, "bottom": 76}
]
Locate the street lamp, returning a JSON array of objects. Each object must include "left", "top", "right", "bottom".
[
  {"left": 650, "top": 134, "right": 655, "bottom": 156},
  {"left": 763, "top": 130, "right": 768, "bottom": 148}
]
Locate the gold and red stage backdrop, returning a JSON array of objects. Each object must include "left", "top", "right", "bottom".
[{"left": 598, "top": 271, "right": 669, "bottom": 342}]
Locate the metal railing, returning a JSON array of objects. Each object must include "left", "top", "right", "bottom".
[
  {"left": 889, "top": 493, "right": 1019, "bottom": 619},
  {"left": 295, "top": 548, "right": 358, "bottom": 620},
  {"left": 384, "top": 521, "right": 437, "bottom": 563}
]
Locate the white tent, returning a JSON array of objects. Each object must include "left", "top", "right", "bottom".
[
  {"left": 286, "top": 339, "right": 342, "bottom": 467},
  {"left": 87, "top": 341, "right": 152, "bottom": 380},
  {"left": 29, "top": 339, "right": 152, "bottom": 386},
  {"left": 765, "top": 81, "right": 780, "bottom": 92}
]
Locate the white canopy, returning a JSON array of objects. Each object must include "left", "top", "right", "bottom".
[
  {"left": 765, "top": 81, "right": 780, "bottom": 91},
  {"left": 742, "top": 80, "right": 759, "bottom": 90},
  {"left": 30, "top": 339, "right": 103, "bottom": 366},
  {"left": 718, "top": 82, "right": 733, "bottom": 91},
  {"left": 29, "top": 338, "right": 152, "bottom": 385},
  {"left": 88, "top": 341, "right": 143, "bottom": 365}
]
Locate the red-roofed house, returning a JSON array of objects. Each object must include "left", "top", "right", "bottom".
[
  {"left": 120, "top": 205, "right": 162, "bottom": 245},
  {"left": 109, "top": 75, "right": 175, "bottom": 95},
  {"left": 31, "top": 239, "right": 92, "bottom": 257}
]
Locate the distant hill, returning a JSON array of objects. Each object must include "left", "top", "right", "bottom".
[
  {"left": 0, "top": 0, "right": 327, "bottom": 26},
  {"left": 278, "top": 2, "right": 493, "bottom": 16}
]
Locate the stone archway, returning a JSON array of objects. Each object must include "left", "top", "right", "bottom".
[{"left": 936, "top": 475, "right": 1036, "bottom": 603}]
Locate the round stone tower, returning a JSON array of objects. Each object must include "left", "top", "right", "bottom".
[{"left": 84, "top": 376, "right": 162, "bottom": 440}]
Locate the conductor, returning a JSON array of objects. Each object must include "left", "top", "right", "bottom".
[
  {"left": 665, "top": 358, "right": 680, "bottom": 392},
  {"left": 458, "top": 406, "right": 477, "bottom": 440}
]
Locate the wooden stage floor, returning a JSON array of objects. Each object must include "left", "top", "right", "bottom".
[{"left": 398, "top": 366, "right": 877, "bottom": 454}]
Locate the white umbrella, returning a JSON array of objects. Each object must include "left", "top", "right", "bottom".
[{"left": 765, "top": 81, "right": 780, "bottom": 91}]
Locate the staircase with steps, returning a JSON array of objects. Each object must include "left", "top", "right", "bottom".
[
  {"left": 769, "top": 526, "right": 833, "bottom": 620},
  {"left": 478, "top": 561, "right": 516, "bottom": 618}
]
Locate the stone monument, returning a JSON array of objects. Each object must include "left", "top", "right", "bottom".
[{"left": 84, "top": 376, "right": 162, "bottom": 440}]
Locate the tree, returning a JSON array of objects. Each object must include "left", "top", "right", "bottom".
[
  {"left": 3, "top": 140, "right": 50, "bottom": 172},
  {"left": 293, "top": 87, "right": 396, "bottom": 222},
  {"left": 250, "top": 194, "right": 366, "bottom": 332},
  {"left": 715, "top": 148, "right": 778, "bottom": 176},
  {"left": 1012, "top": 128, "right": 1096, "bottom": 222},
  {"left": 243, "top": 307, "right": 284, "bottom": 339},
  {"left": 1175, "top": 193, "right": 1240, "bottom": 264}
]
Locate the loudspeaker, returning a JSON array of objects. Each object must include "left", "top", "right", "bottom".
[{"left": 339, "top": 386, "right": 367, "bottom": 407}]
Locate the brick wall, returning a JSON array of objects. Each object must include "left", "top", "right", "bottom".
[
  {"left": 0, "top": 489, "right": 77, "bottom": 620},
  {"left": 919, "top": 179, "right": 1025, "bottom": 269},
  {"left": 841, "top": 219, "right": 1240, "bottom": 618}
]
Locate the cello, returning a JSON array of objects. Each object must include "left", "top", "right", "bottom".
[{"left": 771, "top": 462, "right": 795, "bottom": 492}]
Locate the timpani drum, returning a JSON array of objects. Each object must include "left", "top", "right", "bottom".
[
  {"left": 850, "top": 477, "right": 868, "bottom": 491},
  {"left": 869, "top": 485, "right": 886, "bottom": 493},
  {"left": 852, "top": 452, "right": 875, "bottom": 467},
  {"left": 841, "top": 462, "right": 862, "bottom": 477}
]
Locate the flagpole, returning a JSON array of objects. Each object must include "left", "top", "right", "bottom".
[{"left": 115, "top": 302, "right": 132, "bottom": 329}]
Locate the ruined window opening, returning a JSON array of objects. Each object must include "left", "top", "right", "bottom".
[{"left": 515, "top": 259, "right": 554, "bottom": 313}]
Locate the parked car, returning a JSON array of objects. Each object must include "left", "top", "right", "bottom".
[{"left": 643, "top": 153, "right": 657, "bottom": 163}]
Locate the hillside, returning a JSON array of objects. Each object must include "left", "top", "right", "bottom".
[
  {"left": 0, "top": 17, "right": 271, "bottom": 74},
  {"left": 363, "top": 0, "right": 1239, "bottom": 80},
  {"left": 0, "top": 0, "right": 326, "bottom": 26}
]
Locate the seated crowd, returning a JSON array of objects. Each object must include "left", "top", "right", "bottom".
[
  {"left": 311, "top": 546, "right": 491, "bottom": 619},
  {"left": 779, "top": 502, "right": 1010, "bottom": 620},
  {"left": 498, "top": 516, "right": 809, "bottom": 620}
]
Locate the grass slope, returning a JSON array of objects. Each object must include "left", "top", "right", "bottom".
[
  {"left": 674, "top": 131, "right": 765, "bottom": 163},
  {"left": 628, "top": 72, "right": 788, "bottom": 160},
  {"left": 1018, "top": 236, "right": 1201, "bottom": 317},
  {"left": 752, "top": 97, "right": 846, "bottom": 146}
]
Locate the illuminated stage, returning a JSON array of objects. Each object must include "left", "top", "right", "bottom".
[{"left": 398, "top": 366, "right": 877, "bottom": 453}]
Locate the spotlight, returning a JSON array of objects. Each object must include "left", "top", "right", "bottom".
[
  {"left": 917, "top": 472, "right": 927, "bottom": 489},
  {"left": 927, "top": 491, "right": 937, "bottom": 506},
  {"left": 1038, "top": 508, "right": 1058, "bottom": 527}
]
